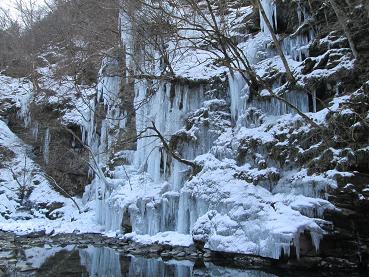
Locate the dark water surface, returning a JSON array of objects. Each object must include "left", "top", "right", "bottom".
[{"left": 1, "top": 246, "right": 367, "bottom": 277}]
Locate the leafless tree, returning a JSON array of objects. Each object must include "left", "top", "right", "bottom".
[
  {"left": 328, "top": 0, "right": 359, "bottom": 60},
  {"left": 14, "top": 0, "right": 43, "bottom": 30},
  {"left": 7, "top": 155, "right": 32, "bottom": 205},
  {"left": 119, "top": 0, "right": 320, "bottom": 128}
]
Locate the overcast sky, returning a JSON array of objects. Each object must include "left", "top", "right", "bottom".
[
  {"left": 0, "top": 0, "right": 14, "bottom": 11},
  {"left": 0, "top": 0, "right": 45, "bottom": 19}
]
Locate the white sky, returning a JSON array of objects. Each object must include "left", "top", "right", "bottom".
[
  {"left": 0, "top": 0, "right": 45, "bottom": 19},
  {"left": 0, "top": 0, "right": 15, "bottom": 11}
]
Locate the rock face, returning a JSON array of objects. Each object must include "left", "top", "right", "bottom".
[
  {"left": 0, "top": 48, "right": 93, "bottom": 197},
  {"left": 322, "top": 172, "right": 369, "bottom": 269},
  {"left": 6, "top": 104, "right": 90, "bottom": 196}
]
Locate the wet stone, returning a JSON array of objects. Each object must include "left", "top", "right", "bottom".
[
  {"left": 203, "top": 252, "right": 211, "bottom": 258},
  {"left": 16, "top": 264, "right": 37, "bottom": 272},
  {"left": 160, "top": 251, "right": 172, "bottom": 258},
  {"left": 0, "top": 252, "right": 14, "bottom": 260},
  {"left": 177, "top": 252, "right": 186, "bottom": 257}
]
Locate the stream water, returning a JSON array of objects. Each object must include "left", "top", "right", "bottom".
[{"left": 1, "top": 245, "right": 367, "bottom": 277}]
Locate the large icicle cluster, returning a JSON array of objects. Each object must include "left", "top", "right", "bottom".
[
  {"left": 83, "top": 0, "right": 340, "bottom": 260},
  {"left": 228, "top": 71, "right": 309, "bottom": 126},
  {"left": 80, "top": 54, "right": 129, "bottom": 230},
  {"left": 134, "top": 80, "right": 204, "bottom": 183},
  {"left": 92, "top": 77, "right": 211, "bottom": 235}
]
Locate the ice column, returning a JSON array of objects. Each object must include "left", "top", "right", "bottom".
[
  {"left": 43, "top": 128, "right": 50, "bottom": 165},
  {"left": 134, "top": 80, "right": 203, "bottom": 186},
  {"left": 177, "top": 192, "right": 209, "bottom": 234},
  {"left": 228, "top": 72, "right": 249, "bottom": 122},
  {"left": 120, "top": 10, "right": 134, "bottom": 74},
  {"left": 249, "top": 91, "right": 309, "bottom": 116},
  {"left": 260, "top": 0, "right": 277, "bottom": 35},
  {"left": 17, "top": 87, "right": 33, "bottom": 128},
  {"left": 80, "top": 53, "right": 127, "bottom": 230},
  {"left": 31, "top": 121, "right": 39, "bottom": 141},
  {"left": 94, "top": 55, "right": 127, "bottom": 230}
]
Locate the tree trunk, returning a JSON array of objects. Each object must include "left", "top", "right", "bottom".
[
  {"left": 329, "top": 0, "right": 359, "bottom": 60},
  {"left": 256, "top": 0, "right": 295, "bottom": 82}
]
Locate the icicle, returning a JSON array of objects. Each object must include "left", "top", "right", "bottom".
[
  {"left": 98, "top": 119, "right": 108, "bottom": 166},
  {"left": 119, "top": 111, "right": 127, "bottom": 129},
  {"left": 176, "top": 192, "right": 209, "bottom": 234},
  {"left": 177, "top": 193, "right": 190, "bottom": 233},
  {"left": 171, "top": 160, "right": 187, "bottom": 191},
  {"left": 81, "top": 126, "right": 86, "bottom": 145},
  {"left": 249, "top": 89, "right": 309, "bottom": 116},
  {"left": 260, "top": 0, "right": 277, "bottom": 35},
  {"left": 310, "top": 231, "right": 323, "bottom": 252},
  {"left": 43, "top": 128, "right": 50, "bottom": 165},
  {"left": 294, "top": 233, "right": 301, "bottom": 259},
  {"left": 31, "top": 121, "right": 39, "bottom": 141},
  {"left": 297, "top": 1, "right": 302, "bottom": 26},
  {"left": 80, "top": 52, "right": 126, "bottom": 229},
  {"left": 161, "top": 192, "right": 179, "bottom": 231},
  {"left": 228, "top": 72, "right": 249, "bottom": 123},
  {"left": 282, "top": 1, "right": 315, "bottom": 62},
  {"left": 120, "top": 10, "right": 134, "bottom": 72},
  {"left": 17, "top": 89, "right": 33, "bottom": 128},
  {"left": 133, "top": 80, "right": 204, "bottom": 187},
  {"left": 145, "top": 202, "right": 160, "bottom": 235},
  {"left": 229, "top": 75, "right": 309, "bottom": 123}
]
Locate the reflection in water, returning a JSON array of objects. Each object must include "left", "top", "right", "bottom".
[
  {"left": 127, "top": 256, "right": 192, "bottom": 277},
  {"left": 14, "top": 246, "right": 277, "bottom": 277},
  {"left": 0, "top": 245, "right": 368, "bottom": 277},
  {"left": 9, "top": 245, "right": 364, "bottom": 277},
  {"left": 80, "top": 247, "right": 122, "bottom": 276},
  {"left": 78, "top": 246, "right": 275, "bottom": 277},
  {"left": 125, "top": 257, "right": 279, "bottom": 277}
]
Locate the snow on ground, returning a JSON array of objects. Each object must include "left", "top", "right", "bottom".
[
  {"left": 0, "top": 67, "right": 104, "bottom": 235},
  {"left": 124, "top": 231, "right": 193, "bottom": 247},
  {"left": 0, "top": 75, "right": 33, "bottom": 120}
]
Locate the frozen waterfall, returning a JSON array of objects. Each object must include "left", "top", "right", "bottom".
[
  {"left": 82, "top": 1, "right": 330, "bottom": 261},
  {"left": 134, "top": 80, "right": 204, "bottom": 184}
]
